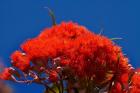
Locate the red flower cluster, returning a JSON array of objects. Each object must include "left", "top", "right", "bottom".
[
  {"left": 0, "top": 68, "right": 12, "bottom": 80},
  {"left": 20, "top": 22, "right": 129, "bottom": 82},
  {"left": 0, "top": 21, "right": 139, "bottom": 93},
  {"left": 129, "top": 69, "right": 140, "bottom": 92},
  {"left": 11, "top": 51, "right": 30, "bottom": 71},
  {"left": 109, "top": 69, "right": 140, "bottom": 93},
  {"left": 48, "top": 70, "right": 58, "bottom": 82}
]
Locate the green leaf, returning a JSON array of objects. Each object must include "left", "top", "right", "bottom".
[{"left": 44, "top": 84, "right": 59, "bottom": 93}]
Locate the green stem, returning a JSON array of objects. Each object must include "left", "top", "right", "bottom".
[
  {"left": 60, "top": 80, "right": 64, "bottom": 93},
  {"left": 111, "top": 37, "right": 122, "bottom": 40},
  {"left": 56, "top": 83, "right": 61, "bottom": 93},
  {"left": 44, "top": 7, "right": 57, "bottom": 26}
]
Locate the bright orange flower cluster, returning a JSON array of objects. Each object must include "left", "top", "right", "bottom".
[
  {"left": 0, "top": 68, "right": 12, "bottom": 80},
  {"left": 11, "top": 51, "right": 30, "bottom": 71},
  {"left": 20, "top": 22, "right": 129, "bottom": 82},
  {"left": 0, "top": 22, "right": 139, "bottom": 93},
  {"left": 129, "top": 69, "right": 140, "bottom": 92},
  {"left": 48, "top": 70, "right": 58, "bottom": 82},
  {"left": 109, "top": 69, "right": 140, "bottom": 93}
]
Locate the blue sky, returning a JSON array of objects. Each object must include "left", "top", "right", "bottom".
[{"left": 0, "top": 0, "right": 140, "bottom": 93}]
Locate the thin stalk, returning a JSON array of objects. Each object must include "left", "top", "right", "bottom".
[
  {"left": 60, "top": 79, "right": 64, "bottom": 93},
  {"left": 35, "top": 81, "right": 56, "bottom": 93},
  {"left": 56, "top": 83, "right": 61, "bottom": 93},
  {"left": 111, "top": 38, "right": 122, "bottom": 40},
  {"left": 44, "top": 7, "right": 57, "bottom": 26}
]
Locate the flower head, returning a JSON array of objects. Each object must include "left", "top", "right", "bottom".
[
  {"left": 0, "top": 68, "right": 12, "bottom": 80},
  {"left": 48, "top": 70, "right": 58, "bottom": 82},
  {"left": 11, "top": 51, "right": 30, "bottom": 71},
  {"left": 129, "top": 69, "right": 140, "bottom": 92},
  {"left": 18, "top": 22, "right": 130, "bottom": 84}
]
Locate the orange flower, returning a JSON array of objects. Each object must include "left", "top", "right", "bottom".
[
  {"left": 109, "top": 82, "right": 128, "bottom": 93},
  {"left": 48, "top": 70, "right": 58, "bottom": 82},
  {"left": 0, "top": 68, "right": 12, "bottom": 80},
  {"left": 129, "top": 69, "right": 140, "bottom": 93},
  {"left": 11, "top": 51, "right": 30, "bottom": 71},
  {"left": 11, "top": 22, "right": 130, "bottom": 84}
]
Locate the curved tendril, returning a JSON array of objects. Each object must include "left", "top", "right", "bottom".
[
  {"left": 44, "top": 7, "right": 57, "bottom": 26},
  {"left": 11, "top": 75, "right": 33, "bottom": 84}
]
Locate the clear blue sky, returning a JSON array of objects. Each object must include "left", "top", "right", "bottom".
[{"left": 0, "top": 0, "right": 140, "bottom": 93}]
